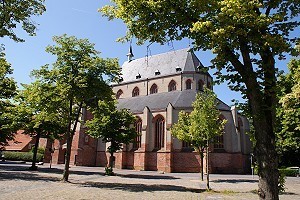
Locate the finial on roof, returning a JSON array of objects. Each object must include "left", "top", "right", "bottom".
[{"left": 127, "top": 44, "right": 134, "bottom": 62}]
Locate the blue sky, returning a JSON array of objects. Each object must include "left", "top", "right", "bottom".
[{"left": 1, "top": 0, "right": 293, "bottom": 106}]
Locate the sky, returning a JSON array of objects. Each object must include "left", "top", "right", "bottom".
[{"left": 1, "top": 0, "right": 293, "bottom": 106}]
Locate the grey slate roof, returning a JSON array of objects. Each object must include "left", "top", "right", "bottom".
[
  {"left": 117, "top": 90, "right": 231, "bottom": 113},
  {"left": 119, "top": 48, "right": 204, "bottom": 83}
]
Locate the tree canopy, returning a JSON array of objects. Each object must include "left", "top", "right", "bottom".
[
  {"left": 0, "top": 0, "right": 46, "bottom": 42},
  {"left": 86, "top": 100, "right": 137, "bottom": 174},
  {"left": 0, "top": 50, "right": 17, "bottom": 146},
  {"left": 101, "top": 1, "right": 299, "bottom": 199},
  {"left": 276, "top": 48, "right": 300, "bottom": 166},
  {"left": 32, "top": 34, "right": 120, "bottom": 181},
  {"left": 171, "top": 88, "right": 226, "bottom": 183}
]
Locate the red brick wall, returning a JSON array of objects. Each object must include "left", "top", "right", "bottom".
[{"left": 172, "top": 152, "right": 201, "bottom": 172}]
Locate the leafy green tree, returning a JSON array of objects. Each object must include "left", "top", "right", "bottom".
[
  {"left": 15, "top": 81, "right": 67, "bottom": 170},
  {"left": 86, "top": 100, "right": 137, "bottom": 175},
  {"left": 0, "top": 0, "right": 46, "bottom": 42},
  {"left": 101, "top": 1, "right": 299, "bottom": 198},
  {"left": 31, "top": 34, "right": 119, "bottom": 181},
  {"left": 276, "top": 51, "right": 300, "bottom": 167},
  {"left": 0, "top": 50, "right": 17, "bottom": 147},
  {"left": 171, "top": 88, "right": 226, "bottom": 189}
]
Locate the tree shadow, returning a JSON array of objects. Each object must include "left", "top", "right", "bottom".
[
  {"left": 115, "top": 173, "right": 179, "bottom": 180},
  {"left": 0, "top": 171, "right": 60, "bottom": 182},
  {"left": 211, "top": 179, "right": 258, "bottom": 183},
  {"left": 78, "top": 181, "right": 205, "bottom": 193}
]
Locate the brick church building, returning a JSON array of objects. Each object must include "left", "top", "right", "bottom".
[{"left": 49, "top": 48, "right": 252, "bottom": 174}]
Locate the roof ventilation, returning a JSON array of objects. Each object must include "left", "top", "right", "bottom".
[
  {"left": 176, "top": 66, "right": 182, "bottom": 72},
  {"left": 136, "top": 73, "right": 141, "bottom": 79},
  {"left": 155, "top": 70, "right": 160, "bottom": 76}
]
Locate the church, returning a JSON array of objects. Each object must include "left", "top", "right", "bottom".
[{"left": 51, "top": 48, "right": 252, "bottom": 174}]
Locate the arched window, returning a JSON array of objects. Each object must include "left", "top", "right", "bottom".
[
  {"left": 198, "top": 80, "right": 204, "bottom": 91},
  {"left": 116, "top": 89, "right": 123, "bottom": 99},
  {"left": 186, "top": 79, "right": 192, "bottom": 90},
  {"left": 214, "top": 115, "right": 225, "bottom": 149},
  {"left": 168, "top": 80, "right": 177, "bottom": 92},
  {"left": 150, "top": 84, "right": 158, "bottom": 94},
  {"left": 133, "top": 118, "right": 142, "bottom": 149},
  {"left": 154, "top": 115, "right": 165, "bottom": 149},
  {"left": 132, "top": 87, "right": 139, "bottom": 97}
]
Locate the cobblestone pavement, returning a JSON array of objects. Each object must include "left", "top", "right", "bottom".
[{"left": 0, "top": 161, "right": 299, "bottom": 200}]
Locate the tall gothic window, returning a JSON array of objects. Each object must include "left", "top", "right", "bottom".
[
  {"left": 214, "top": 115, "right": 225, "bottom": 149},
  {"left": 207, "top": 81, "right": 212, "bottom": 90},
  {"left": 198, "top": 80, "right": 204, "bottom": 91},
  {"left": 154, "top": 115, "right": 165, "bottom": 149},
  {"left": 186, "top": 79, "right": 192, "bottom": 90},
  {"left": 116, "top": 89, "right": 123, "bottom": 99},
  {"left": 132, "top": 87, "right": 139, "bottom": 97},
  {"left": 168, "top": 80, "right": 177, "bottom": 92},
  {"left": 133, "top": 118, "right": 142, "bottom": 149},
  {"left": 150, "top": 83, "right": 158, "bottom": 94}
]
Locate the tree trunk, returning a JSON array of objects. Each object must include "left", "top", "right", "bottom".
[
  {"left": 109, "top": 151, "right": 114, "bottom": 169},
  {"left": 206, "top": 144, "right": 210, "bottom": 190},
  {"left": 62, "top": 132, "right": 73, "bottom": 182},
  {"left": 197, "top": 147, "right": 204, "bottom": 181},
  {"left": 62, "top": 101, "right": 83, "bottom": 182},
  {"left": 30, "top": 132, "right": 41, "bottom": 170}
]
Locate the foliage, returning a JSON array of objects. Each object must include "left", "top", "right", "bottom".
[
  {"left": 0, "top": 0, "right": 46, "bottom": 42},
  {"left": 278, "top": 171, "right": 286, "bottom": 194},
  {"left": 279, "top": 168, "right": 299, "bottom": 177},
  {"left": 276, "top": 50, "right": 300, "bottom": 167},
  {"left": 0, "top": 50, "right": 17, "bottom": 146},
  {"left": 86, "top": 100, "right": 137, "bottom": 173},
  {"left": 30, "top": 147, "right": 45, "bottom": 155},
  {"left": 171, "top": 88, "right": 226, "bottom": 182},
  {"left": 105, "top": 167, "right": 115, "bottom": 176},
  {"left": 101, "top": 1, "right": 300, "bottom": 198},
  {"left": 31, "top": 34, "right": 120, "bottom": 180},
  {"left": 3, "top": 151, "right": 43, "bottom": 162}
]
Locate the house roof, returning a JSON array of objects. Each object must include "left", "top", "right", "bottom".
[
  {"left": 117, "top": 90, "right": 231, "bottom": 113},
  {"left": 119, "top": 48, "right": 205, "bottom": 83},
  {"left": 3, "top": 131, "right": 33, "bottom": 151}
]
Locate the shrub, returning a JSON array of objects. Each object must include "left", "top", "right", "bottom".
[
  {"left": 31, "top": 147, "right": 45, "bottom": 155},
  {"left": 3, "top": 151, "right": 44, "bottom": 162}
]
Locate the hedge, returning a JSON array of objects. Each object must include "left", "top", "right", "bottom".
[
  {"left": 279, "top": 168, "right": 299, "bottom": 177},
  {"left": 2, "top": 151, "right": 44, "bottom": 162}
]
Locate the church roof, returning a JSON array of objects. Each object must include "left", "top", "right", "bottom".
[
  {"left": 119, "top": 48, "right": 205, "bottom": 83},
  {"left": 117, "top": 90, "right": 231, "bottom": 113}
]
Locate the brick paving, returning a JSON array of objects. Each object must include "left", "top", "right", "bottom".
[{"left": 0, "top": 161, "right": 299, "bottom": 200}]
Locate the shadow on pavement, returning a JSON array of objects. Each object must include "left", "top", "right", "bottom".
[
  {"left": 0, "top": 171, "right": 60, "bottom": 182},
  {"left": 79, "top": 181, "right": 205, "bottom": 193},
  {"left": 212, "top": 179, "right": 258, "bottom": 183},
  {"left": 115, "top": 173, "right": 179, "bottom": 180}
]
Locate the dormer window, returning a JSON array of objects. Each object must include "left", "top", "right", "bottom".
[
  {"left": 176, "top": 66, "right": 182, "bottom": 72},
  {"left": 155, "top": 70, "right": 160, "bottom": 76},
  {"left": 136, "top": 74, "right": 141, "bottom": 79},
  {"left": 119, "top": 77, "right": 123, "bottom": 82}
]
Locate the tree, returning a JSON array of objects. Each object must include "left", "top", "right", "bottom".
[
  {"left": 86, "top": 100, "right": 137, "bottom": 175},
  {"left": 14, "top": 81, "right": 67, "bottom": 170},
  {"left": 276, "top": 50, "right": 300, "bottom": 167},
  {"left": 0, "top": 0, "right": 46, "bottom": 42},
  {"left": 171, "top": 88, "right": 226, "bottom": 189},
  {"left": 101, "top": 1, "right": 299, "bottom": 199},
  {"left": 0, "top": 50, "right": 17, "bottom": 147},
  {"left": 31, "top": 34, "right": 119, "bottom": 181}
]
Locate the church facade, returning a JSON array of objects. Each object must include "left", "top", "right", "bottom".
[{"left": 50, "top": 48, "right": 252, "bottom": 174}]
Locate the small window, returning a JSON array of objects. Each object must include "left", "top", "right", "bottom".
[
  {"left": 116, "top": 89, "right": 123, "bottom": 99},
  {"left": 155, "top": 115, "right": 165, "bottom": 149},
  {"left": 119, "top": 77, "right": 123, "bottom": 82},
  {"left": 168, "top": 80, "right": 177, "bottom": 92},
  {"left": 186, "top": 79, "right": 192, "bottom": 90},
  {"left": 150, "top": 84, "right": 158, "bottom": 94},
  {"left": 198, "top": 80, "right": 204, "bottom": 91},
  {"left": 155, "top": 70, "right": 160, "bottom": 76},
  {"left": 136, "top": 74, "right": 141, "bottom": 79},
  {"left": 132, "top": 87, "right": 139, "bottom": 97},
  {"left": 207, "top": 82, "right": 211, "bottom": 90},
  {"left": 176, "top": 66, "right": 182, "bottom": 72}
]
